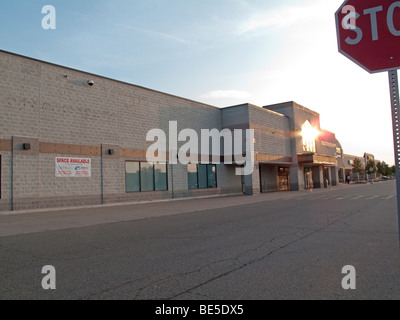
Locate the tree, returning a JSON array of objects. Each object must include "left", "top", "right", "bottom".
[
  {"left": 377, "top": 161, "right": 394, "bottom": 176},
  {"left": 377, "top": 162, "right": 384, "bottom": 175},
  {"left": 365, "top": 159, "right": 377, "bottom": 174},
  {"left": 352, "top": 158, "right": 364, "bottom": 174}
]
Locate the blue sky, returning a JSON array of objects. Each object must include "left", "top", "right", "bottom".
[{"left": 0, "top": 0, "right": 396, "bottom": 165}]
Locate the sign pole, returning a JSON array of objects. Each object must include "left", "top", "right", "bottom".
[{"left": 389, "top": 69, "right": 400, "bottom": 244}]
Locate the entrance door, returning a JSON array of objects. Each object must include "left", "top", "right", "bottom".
[
  {"left": 278, "top": 167, "right": 290, "bottom": 191},
  {"left": 304, "top": 167, "right": 313, "bottom": 189},
  {"left": 323, "top": 167, "right": 330, "bottom": 186}
]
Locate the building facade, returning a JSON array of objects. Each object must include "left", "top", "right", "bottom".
[
  {"left": 0, "top": 50, "right": 351, "bottom": 212},
  {"left": 342, "top": 152, "right": 380, "bottom": 181}
]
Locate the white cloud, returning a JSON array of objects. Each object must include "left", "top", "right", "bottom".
[
  {"left": 114, "top": 23, "right": 193, "bottom": 45},
  {"left": 237, "top": 2, "right": 332, "bottom": 37},
  {"left": 200, "top": 90, "right": 252, "bottom": 100}
]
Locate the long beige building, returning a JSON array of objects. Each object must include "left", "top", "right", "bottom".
[{"left": 0, "top": 50, "right": 354, "bottom": 212}]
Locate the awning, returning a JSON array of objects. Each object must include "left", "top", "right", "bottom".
[
  {"left": 297, "top": 153, "right": 337, "bottom": 166},
  {"left": 256, "top": 153, "right": 292, "bottom": 164}
]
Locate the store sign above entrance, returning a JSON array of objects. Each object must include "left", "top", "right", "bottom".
[{"left": 297, "top": 154, "right": 337, "bottom": 166}]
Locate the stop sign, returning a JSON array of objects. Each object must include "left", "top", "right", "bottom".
[{"left": 336, "top": 0, "right": 400, "bottom": 73}]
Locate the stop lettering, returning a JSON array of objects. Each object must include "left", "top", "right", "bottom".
[{"left": 336, "top": 0, "right": 400, "bottom": 73}]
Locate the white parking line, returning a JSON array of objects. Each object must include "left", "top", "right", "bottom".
[
  {"left": 289, "top": 194, "right": 395, "bottom": 201},
  {"left": 352, "top": 195, "right": 365, "bottom": 200},
  {"left": 365, "top": 195, "right": 380, "bottom": 200},
  {"left": 335, "top": 196, "right": 350, "bottom": 200},
  {"left": 309, "top": 196, "right": 326, "bottom": 200}
]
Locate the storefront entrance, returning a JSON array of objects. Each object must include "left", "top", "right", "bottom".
[
  {"left": 278, "top": 167, "right": 290, "bottom": 191},
  {"left": 304, "top": 167, "right": 313, "bottom": 189},
  {"left": 323, "top": 167, "right": 330, "bottom": 186}
]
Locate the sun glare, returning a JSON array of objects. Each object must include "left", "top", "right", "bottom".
[{"left": 302, "top": 120, "right": 319, "bottom": 153}]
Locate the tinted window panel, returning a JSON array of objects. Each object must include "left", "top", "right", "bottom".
[
  {"left": 155, "top": 163, "right": 168, "bottom": 191},
  {"left": 207, "top": 165, "right": 217, "bottom": 188},
  {"left": 198, "top": 165, "right": 208, "bottom": 189},
  {"left": 126, "top": 162, "right": 140, "bottom": 192},
  {"left": 141, "top": 162, "right": 155, "bottom": 192},
  {"left": 188, "top": 164, "right": 198, "bottom": 189}
]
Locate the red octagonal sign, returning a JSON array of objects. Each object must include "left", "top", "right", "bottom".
[{"left": 336, "top": 0, "right": 400, "bottom": 73}]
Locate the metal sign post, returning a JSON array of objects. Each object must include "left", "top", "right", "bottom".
[
  {"left": 336, "top": 0, "right": 400, "bottom": 246},
  {"left": 389, "top": 69, "right": 400, "bottom": 244}
]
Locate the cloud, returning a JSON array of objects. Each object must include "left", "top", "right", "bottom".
[
  {"left": 200, "top": 90, "right": 252, "bottom": 100},
  {"left": 115, "top": 23, "right": 193, "bottom": 45},
  {"left": 237, "top": 2, "right": 331, "bottom": 37}
]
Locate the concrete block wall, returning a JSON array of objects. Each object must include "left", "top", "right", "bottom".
[
  {"left": 343, "top": 154, "right": 365, "bottom": 170},
  {"left": 220, "top": 103, "right": 253, "bottom": 195},
  {"left": 330, "top": 167, "right": 339, "bottom": 186},
  {"left": 101, "top": 144, "right": 122, "bottom": 203},
  {"left": 264, "top": 101, "right": 320, "bottom": 156},
  {"left": 221, "top": 104, "right": 293, "bottom": 195},
  {"left": 248, "top": 105, "right": 291, "bottom": 157},
  {"left": 316, "top": 131, "right": 339, "bottom": 159},
  {"left": 290, "top": 166, "right": 304, "bottom": 191},
  {"left": 0, "top": 152, "right": 11, "bottom": 211},
  {"left": 0, "top": 50, "right": 344, "bottom": 211},
  {"left": 12, "top": 137, "right": 40, "bottom": 210},
  {"left": 0, "top": 51, "right": 222, "bottom": 147},
  {"left": 316, "top": 142, "right": 337, "bottom": 157},
  {"left": 0, "top": 50, "right": 242, "bottom": 211},
  {"left": 216, "top": 164, "right": 242, "bottom": 194},
  {"left": 312, "top": 167, "right": 324, "bottom": 189},
  {"left": 221, "top": 104, "right": 250, "bottom": 156},
  {"left": 260, "top": 165, "right": 278, "bottom": 192},
  {"left": 0, "top": 54, "right": 41, "bottom": 140},
  {"left": 221, "top": 104, "right": 250, "bottom": 130},
  {"left": 252, "top": 164, "right": 260, "bottom": 194}
]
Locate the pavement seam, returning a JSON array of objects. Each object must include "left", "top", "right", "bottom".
[{"left": 167, "top": 209, "right": 364, "bottom": 300}]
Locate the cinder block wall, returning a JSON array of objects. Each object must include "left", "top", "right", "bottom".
[
  {"left": 260, "top": 165, "right": 278, "bottom": 192},
  {"left": 248, "top": 105, "right": 291, "bottom": 157},
  {"left": 0, "top": 50, "right": 242, "bottom": 211},
  {"left": 217, "top": 164, "right": 242, "bottom": 194},
  {"left": 221, "top": 104, "right": 293, "bottom": 194},
  {"left": 0, "top": 152, "right": 11, "bottom": 211}
]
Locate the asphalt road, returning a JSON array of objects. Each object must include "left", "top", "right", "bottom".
[{"left": 1, "top": 181, "right": 399, "bottom": 300}]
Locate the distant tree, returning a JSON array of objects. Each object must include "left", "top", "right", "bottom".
[
  {"left": 352, "top": 158, "right": 364, "bottom": 174},
  {"left": 385, "top": 163, "right": 390, "bottom": 175},
  {"left": 365, "top": 159, "right": 377, "bottom": 174},
  {"left": 379, "top": 162, "right": 391, "bottom": 175},
  {"left": 391, "top": 165, "right": 396, "bottom": 176},
  {"left": 377, "top": 161, "right": 394, "bottom": 176},
  {"left": 377, "top": 162, "right": 384, "bottom": 175}
]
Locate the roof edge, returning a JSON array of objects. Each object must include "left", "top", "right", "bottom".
[{"left": 0, "top": 49, "right": 219, "bottom": 110}]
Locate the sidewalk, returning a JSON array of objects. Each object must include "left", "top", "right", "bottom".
[{"left": 0, "top": 182, "right": 371, "bottom": 237}]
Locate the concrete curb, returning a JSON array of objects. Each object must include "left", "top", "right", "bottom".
[{"left": 0, "top": 181, "right": 384, "bottom": 237}]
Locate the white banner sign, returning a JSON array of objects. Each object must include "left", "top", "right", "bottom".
[{"left": 55, "top": 157, "right": 91, "bottom": 177}]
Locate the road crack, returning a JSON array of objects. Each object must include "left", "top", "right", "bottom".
[{"left": 167, "top": 208, "right": 363, "bottom": 299}]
